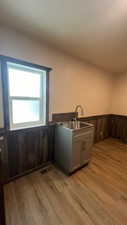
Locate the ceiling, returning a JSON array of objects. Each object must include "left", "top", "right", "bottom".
[{"left": 1, "top": 0, "right": 127, "bottom": 73}]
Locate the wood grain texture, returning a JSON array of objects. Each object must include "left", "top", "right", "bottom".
[
  {"left": 52, "top": 112, "right": 77, "bottom": 122},
  {"left": 79, "top": 114, "right": 111, "bottom": 142},
  {"left": 1, "top": 125, "right": 55, "bottom": 184},
  {"left": 2, "top": 113, "right": 127, "bottom": 184},
  {"left": 110, "top": 114, "right": 127, "bottom": 143},
  {"left": 0, "top": 141, "right": 6, "bottom": 225},
  {"left": 4, "top": 138, "right": 127, "bottom": 225},
  {"left": 0, "top": 134, "right": 9, "bottom": 184},
  {"left": 0, "top": 185, "right": 6, "bottom": 225}
]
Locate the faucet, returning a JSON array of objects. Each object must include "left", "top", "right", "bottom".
[{"left": 74, "top": 105, "right": 85, "bottom": 120}]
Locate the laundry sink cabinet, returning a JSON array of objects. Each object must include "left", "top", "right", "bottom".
[{"left": 55, "top": 121, "right": 94, "bottom": 174}]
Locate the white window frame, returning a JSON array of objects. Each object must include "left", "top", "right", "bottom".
[{"left": 7, "top": 62, "right": 47, "bottom": 130}]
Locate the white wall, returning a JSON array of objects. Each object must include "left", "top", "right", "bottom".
[{"left": 0, "top": 26, "right": 113, "bottom": 127}]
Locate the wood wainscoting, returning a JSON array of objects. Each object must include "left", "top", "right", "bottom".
[
  {"left": 52, "top": 112, "right": 77, "bottom": 122},
  {"left": 110, "top": 114, "right": 127, "bottom": 143},
  {"left": 0, "top": 185, "right": 6, "bottom": 225},
  {"left": 0, "top": 125, "right": 55, "bottom": 184},
  {"left": 0, "top": 134, "right": 6, "bottom": 225},
  {"left": 78, "top": 115, "right": 111, "bottom": 142},
  {"left": 79, "top": 114, "right": 127, "bottom": 143},
  {"left": 1, "top": 113, "right": 127, "bottom": 184}
]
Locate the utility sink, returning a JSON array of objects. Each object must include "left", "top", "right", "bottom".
[
  {"left": 55, "top": 120, "right": 94, "bottom": 174},
  {"left": 58, "top": 120, "right": 93, "bottom": 131}
]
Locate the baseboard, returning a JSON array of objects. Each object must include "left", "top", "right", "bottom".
[{"left": 4, "top": 162, "right": 51, "bottom": 184}]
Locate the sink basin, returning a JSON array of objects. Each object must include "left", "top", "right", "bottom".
[{"left": 58, "top": 120, "right": 93, "bottom": 130}]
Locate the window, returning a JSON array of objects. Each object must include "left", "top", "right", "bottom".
[{"left": 0, "top": 56, "right": 51, "bottom": 130}]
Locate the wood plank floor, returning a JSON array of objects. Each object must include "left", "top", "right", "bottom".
[{"left": 4, "top": 138, "right": 127, "bottom": 225}]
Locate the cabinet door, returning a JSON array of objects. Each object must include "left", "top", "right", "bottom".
[
  {"left": 80, "top": 132, "right": 93, "bottom": 167},
  {"left": 71, "top": 139, "right": 82, "bottom": 171},
  {"left": 72, "top": 131, "right": 94, "bottom": 170}
]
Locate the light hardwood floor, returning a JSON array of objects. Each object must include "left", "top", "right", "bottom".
[{"left": 4, "top": 138, "right": 127, "bottom": 225}]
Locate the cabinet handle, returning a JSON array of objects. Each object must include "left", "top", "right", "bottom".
[{"left": 0, "top": 148, "right": 2, "bottom": 153}]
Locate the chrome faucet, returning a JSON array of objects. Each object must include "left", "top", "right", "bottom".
[{"left": 74, "top": 105, "right": 84, "bottom": 119}]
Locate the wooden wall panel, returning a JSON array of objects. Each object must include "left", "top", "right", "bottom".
[
  {"left": 52, "top": 112, "right": 77, "bottom": 122},
  {"left": 79, "top": 115, "right": 110, "bottom": 143},
  {"left": 0, "top": 135, "right": 9, "bottom": 184},
  {"left": 1, "top": 125, "right": 55, "bottom": 184},
  {"left": 110, "top": 115, "right": 127, "bottom": 143},
  {"left": 0, "top": 185, "right": 6, "bottom": 225},
  {"left": 1, "top": 113, "right": 127, "bottom": 184},
  {"left": 0, "top": 134, "right": 6, "bottom": 225}
]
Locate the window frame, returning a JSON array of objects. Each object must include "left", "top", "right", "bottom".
[{"left": 0, "top": 55, "right": 52, "bottom": 131}]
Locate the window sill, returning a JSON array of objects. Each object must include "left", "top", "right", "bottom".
[
  {"left": 7, "top": 122, "right": 55, "bottom": 133},
  {"left": 10, "top": 124, "right": 46, "bottom": 131},
  {"left": 8, "top": 124, "right": 50, "bottom": 133}
]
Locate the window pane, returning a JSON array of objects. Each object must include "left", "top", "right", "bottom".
[
  {"left": 12, "top": 100, "right": 40, "bottom": 124},
  {"left": 8, "top": 66, "right": 41, "bottom": 97}
]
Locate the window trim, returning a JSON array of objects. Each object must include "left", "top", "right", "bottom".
[
  {"left": 7, "top": 62, "right": 45, "bottom": 130},
  {"left": 0, "top": 55, "right": 52, "bottom": 131}
]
